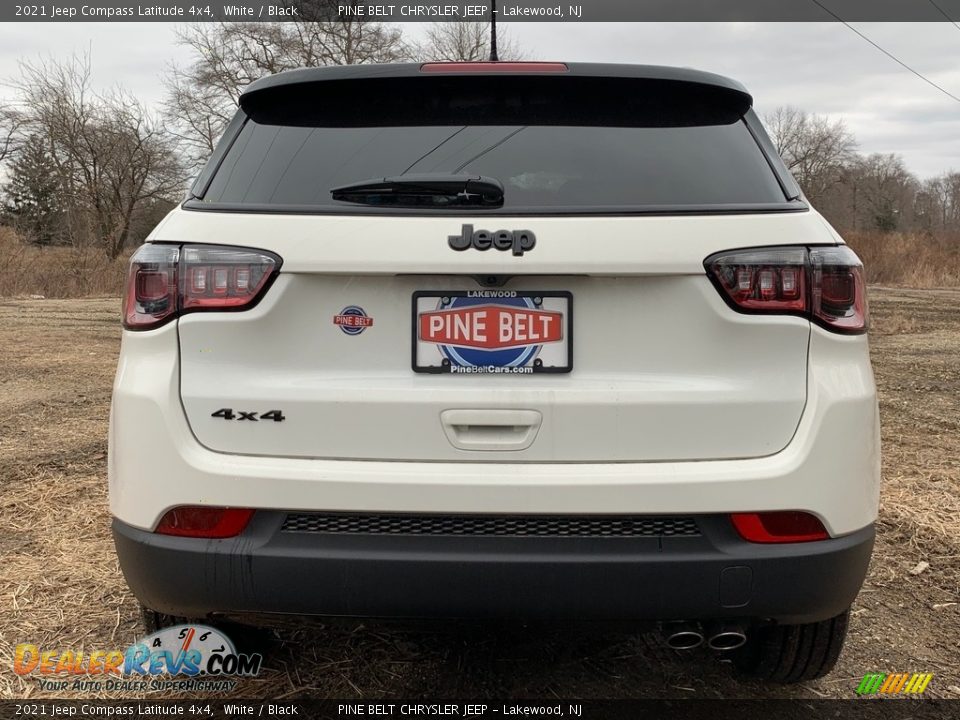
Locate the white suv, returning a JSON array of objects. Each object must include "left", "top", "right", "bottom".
[{"left": 110, "top": 62, "right": 879, "bottom": 683}]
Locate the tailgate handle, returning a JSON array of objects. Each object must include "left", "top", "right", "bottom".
[{"left": 440, "top": 409, "right": 542, "bottom": 452}]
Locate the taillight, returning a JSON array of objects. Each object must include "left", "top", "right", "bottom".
[
  {"left": 154, "top": 506, "right": 254, "bottom": 538},
  {"left": 180, "top": 245, "right": 278, "bottom": 310},
  {"left": 704, "top": 245, "right": 868, "bottom": 333},
  {"left": 123, "top": 244, "right": 281, "bottom": 330},
  {"left": 809, "top": 247, "right": 869, "bottom": 333},
  {"left": 123, "top": 244, "right": 179, "bottom": 330},
  {"left": 420, "top": 62, "right": 568, "bottom": 73},
  {"left": 730, "top": 512, "right": 829, "bottom": 543}
]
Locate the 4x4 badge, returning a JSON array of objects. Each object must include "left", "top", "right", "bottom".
[{"left": 448, "top": 224, "right": 536, "bottom": 256}]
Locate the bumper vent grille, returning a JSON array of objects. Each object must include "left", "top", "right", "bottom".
[{"left": 281, "top": 513, "right": 700, "bottom": 538}]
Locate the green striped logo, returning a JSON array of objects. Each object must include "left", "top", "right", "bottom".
[{"left": 856, "top": 673, "right": 933, "bottom": 695}]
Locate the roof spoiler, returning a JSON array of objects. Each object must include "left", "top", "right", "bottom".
[{"left": 239, "top": 62, "right": 754, "bottom": 129}]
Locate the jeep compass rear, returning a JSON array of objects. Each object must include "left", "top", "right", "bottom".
[{"left": 110, "top": 62, "right": 879, "bottom": 683}]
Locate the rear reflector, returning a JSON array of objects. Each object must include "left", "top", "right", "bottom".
[
  {"left": 730, "top": 512, "right": 829, "bottom": 543},
  {"left": 154, "top": 507, "right": 254, "bottom": 538},
  {"left": 704, "top": 245, "right": 868, "bottom": 333},
  {"left": 123, "top": 243, "right": 281, "bottom": 330},
  {"left": 420, "top": 62, "right": 568, "bottom": 73}
]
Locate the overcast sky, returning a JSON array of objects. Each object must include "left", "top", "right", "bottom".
[{"left": 0, "top": 22, "right": 957, "bottom": 178}]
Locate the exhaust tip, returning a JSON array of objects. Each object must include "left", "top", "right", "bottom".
[
  {"left": 707, "top": 628, "right": 747, "bottom": 651},
  {"left": 664, "top": 623, "right": 704, "bottom": 650}
]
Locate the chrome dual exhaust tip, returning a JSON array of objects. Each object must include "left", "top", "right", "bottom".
[
  {"left": 706, "top": 622, "right": 747, "bottom": 650},
  {"left": 664, "top": 622, "right": 705, "bottom": 650},
  {"left": 663, "top": 621, "right": 748, "bottom": 651}
]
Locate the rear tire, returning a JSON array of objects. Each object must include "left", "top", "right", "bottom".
[
  {"left": 139, "top": 604, "right": 187, "bottom": 634},
  {"left": 733, "top": 610, "right": 849, "bottom": 683}
]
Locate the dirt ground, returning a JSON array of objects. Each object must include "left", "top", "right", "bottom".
[{"left": 1, "top": 287, "right": 958, "bottom": 700}]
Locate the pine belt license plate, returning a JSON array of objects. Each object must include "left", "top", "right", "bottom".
[{"left": 412, "top": 291, "right": 573, "bottom": 374}]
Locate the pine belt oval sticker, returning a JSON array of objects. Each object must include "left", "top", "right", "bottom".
[{"left": 334, "top": 306, "right": 373, "bottom": 335}]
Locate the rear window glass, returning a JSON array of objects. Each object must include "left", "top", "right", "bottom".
[{"left": 200, "top": 119, "right": 786, "bottom": 213}]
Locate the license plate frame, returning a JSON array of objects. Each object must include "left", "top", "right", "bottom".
[{"left": 412, "top": 290, "right": 573, "bottom": 375}]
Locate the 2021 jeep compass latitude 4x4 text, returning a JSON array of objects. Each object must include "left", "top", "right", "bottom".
[{"left": 110, "top": 62, "right": 879, "bottom": 683}]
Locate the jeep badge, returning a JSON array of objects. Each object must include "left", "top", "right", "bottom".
[{"left": 448, "top": 224, "right": 536, "bottom": 256}]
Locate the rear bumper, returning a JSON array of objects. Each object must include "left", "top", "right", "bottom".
[{"left": 113, "top": 514, "right": 874, "bottom": 624}]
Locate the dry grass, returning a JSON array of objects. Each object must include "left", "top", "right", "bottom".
[
  {"left": 867, "top": 288, "right": 960, "bottom": 582},
  {"left": 846, "top": 231, "right": 960, "bottom": 288},
  {"left": 0, "top": 292, "right": 959, "bottom": 700},
  {"left": 0, "top": 227, "right": 129, "bottom": 299}
]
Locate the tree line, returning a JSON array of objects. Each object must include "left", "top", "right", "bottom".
[
  {"left": 0, "top": 21, "right": 954, "bottom": 259},
  {"left": 766, "top": 107, "right": 960, "bottom": 236}
]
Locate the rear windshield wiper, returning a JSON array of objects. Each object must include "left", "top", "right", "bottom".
[{"left": 331, "top": 174, "right": 504, "bottom": 208}]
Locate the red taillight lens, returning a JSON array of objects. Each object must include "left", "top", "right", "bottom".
[
  {"left": 154, "top": 506, "right": 254, "bottom": 538},
  {"left": 124, "top": 244, "right": 179, "bottom": 330},
  {"left": 730, "top": 512, "right": 829, "bottom": 543},
  {"left": 704, "top": 245, "right": 867, "bottom": 333},
  {"left": 420, "top": 62, "right": 568, "bottom": 73},
  {"left": 179, "top": 245, "right": 279, "bottom": 310},
  {"left": 705, "top": 247, "right": 807, "bottom": 313},
  {"left": 810, "top": 247, "right": 869, "bottom": 333},
  {"left": 122, "top": 244, "right": 281, "bottom": 330}
]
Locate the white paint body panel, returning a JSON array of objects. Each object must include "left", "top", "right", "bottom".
[
  {"left": 177, "top": 273, "right": 809, "bottom": 461},
  {"left": 165, "top": 209, "right": 826, "bottom": 462},
  {"left": 110, "top": 207, "right": 880, "bottom": 535}
]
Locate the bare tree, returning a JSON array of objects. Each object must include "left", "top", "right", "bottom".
[
  {"left": 97, "top": 90, "right": 186, "bottom": 257},
  {"left": 0, "top": 108, "right": 25, "bottom": 165},
  {"left": 849, "top": 153, "right": 917, "bottom": 232},
  {"left": 165, "top": 20, "right": 414, "bottom": 161},
  {"left": 947, "top": 173, "right": 960, "bottom": 230},
  {"left": 922, "top": 172, "right": 960, "bottom": 231},
  {"left": 917, "top": 175, "right": 951, "bottom": 231},
  {"left": 10, "top": 53, "right": 186, "bottom": 257},
  {"left": 764, "top": 106, "right": 857, "bottom": 203},
  {"left": 418, "top": 22, "right": 525, "bottom": 62}
]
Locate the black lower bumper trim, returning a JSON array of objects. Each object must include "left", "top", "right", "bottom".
[{"left": 112, "top": 513, "right": 874, "bottom": 624}]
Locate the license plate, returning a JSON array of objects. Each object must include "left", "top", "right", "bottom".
[{"left": 412, "top": 291, "right": 573, "bottom": 374}]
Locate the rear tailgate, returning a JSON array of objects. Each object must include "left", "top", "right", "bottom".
[{"left": 167, "top": 210, "right": 828, "bottom": 462}]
